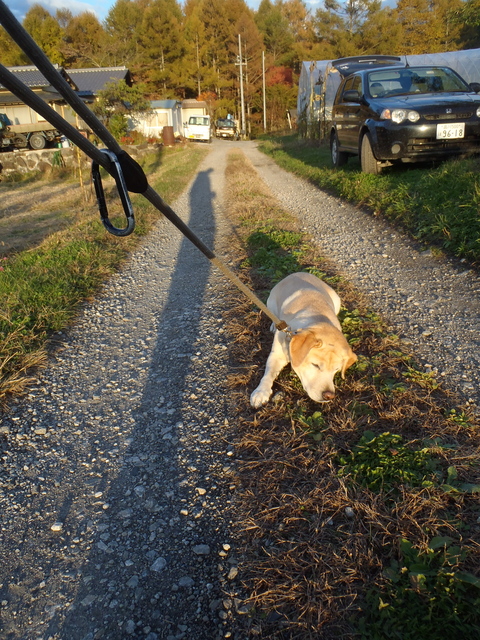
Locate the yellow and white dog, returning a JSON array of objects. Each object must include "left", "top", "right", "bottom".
[{"left": 250, "top": 272, "right": 357, "bottom": 408}]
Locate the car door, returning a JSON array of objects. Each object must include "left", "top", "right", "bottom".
[
  {"left": 333, "top": 76, "right": 354, "bottom": 149},
  {"left": 341, "top": 74, "right": 364, "bottom": 151}
]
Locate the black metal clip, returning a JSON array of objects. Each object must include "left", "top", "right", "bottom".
[{"left": 92, "top": 149, "right": 136, "bottom": 237}]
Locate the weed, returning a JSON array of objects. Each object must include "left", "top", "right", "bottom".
[
  {"left": 357, "top": 538, "right": 480, "bottom": 639},
  {"left": 294, "top": 409, "right": 327, "bottom": 441},
  {"left": 337, "top": 431, "right": 438, "bottom": 492},
  {"left": 244, "top": 226, "right": 305, "bottom": 283},
  {"left": 221, "top": 148, "right": 480, "bottom": 639},
  {"left": 402, "top": 366, "right": 440, "bottom": 390},
  {"left": 445, "top": 408, "right": 475, "bottom": 429}
]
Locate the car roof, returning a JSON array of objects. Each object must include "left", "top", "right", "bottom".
[{"left": 331, "top": 55, "right": 404, "bottom": 77}]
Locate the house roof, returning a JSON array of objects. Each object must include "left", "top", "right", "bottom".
[
  {"left": 150, "top": 99, "right": 180, "bottom": 109},
  {"left": 0, "top": 65, "right": 131, "bottom": 99},
  {"left": 181, "top": 99, "right": 207, "bottom": 109},
  {"left": 0, "top": 90, "right": 65, "bottom": 105},
  {"left": 0, "top": 64, "right": 77, "bottom": 91},
  {"left": 67, "top": 67, "right": 131, "bottom": 96}
]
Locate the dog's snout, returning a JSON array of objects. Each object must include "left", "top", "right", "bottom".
[{"left": 322, "top": 390, "right": 335, "bottom": 401}]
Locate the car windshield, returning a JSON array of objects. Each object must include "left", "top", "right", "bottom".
[
  {"left": 189, "top": 116, "right": 209, "bottom": 125},
  {"left": 367, "top": 67, "right": 471, "bottom": 98},
  {"left": 217, "top": 119, "right": 234, "bottom": 128}
]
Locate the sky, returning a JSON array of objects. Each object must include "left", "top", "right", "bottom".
[{"left": 4, "top": 0, "right": 277, "bottom": 24}]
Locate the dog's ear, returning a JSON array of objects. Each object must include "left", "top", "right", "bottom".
[
  {"left": 341, "top": 351, "right": 357, "bottom": 379},
  {"left": 290, "top": 331, "right": 322, "bottom": 368}
]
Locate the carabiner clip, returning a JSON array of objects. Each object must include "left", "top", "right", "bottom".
[{"left": 92, "top": 149, "right": 136, "bottom": 237}]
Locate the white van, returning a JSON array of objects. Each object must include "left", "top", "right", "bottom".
[{"left": 183, "top": 115, "right": 211, "bottom": 142}]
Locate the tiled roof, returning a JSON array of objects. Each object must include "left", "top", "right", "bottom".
[
  {"left": 0, "top": 65, "right": 130, "bottom": 96},
  {"left": 0, "top": 64, "right": 76, "bottom": 90},
  {"left": 67, "top": 67, "right": 131, "bottom": 95}
]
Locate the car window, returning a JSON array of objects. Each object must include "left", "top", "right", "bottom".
[
  {"left": 352, "top": 75, "right": 362, "bottom": 95},
  {"left": 368, "top": 67, "right": 470, "bottom": 96},
  {"left": 189, "top": 117, "right": 209, "bottom": 125},
  {"left": 340, "top": 76, "right": 356, "bottom": 100}
]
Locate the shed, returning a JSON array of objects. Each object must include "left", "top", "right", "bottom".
[
  {"left": 297, "top": 48, "right": 480, "bottom": 139},
  {"left": 131, "top": 99, "right": 183, "bottom": 139}
]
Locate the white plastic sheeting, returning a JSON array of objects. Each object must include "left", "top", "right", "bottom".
[{"left": 297, "top": 49, "right": 480, "bottom": 138}]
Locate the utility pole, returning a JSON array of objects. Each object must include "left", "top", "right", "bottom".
[
  {"left": 238, "top": 34, "right": 245, "bottom": 136},
  {"left": 262, "top": 50, "right": 267, "bottom": 132}
]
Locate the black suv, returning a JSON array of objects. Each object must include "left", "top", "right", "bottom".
[{"left": 330, "top": 65, "right": 480, "bottom": 174}]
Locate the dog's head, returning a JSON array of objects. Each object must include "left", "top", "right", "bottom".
[{"left": 289, "top": 324, "right": 357, "bottom": 402}]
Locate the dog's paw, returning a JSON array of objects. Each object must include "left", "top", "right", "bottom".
[{"left": 250, "top": 387, "right": 272, "bottom": 409}]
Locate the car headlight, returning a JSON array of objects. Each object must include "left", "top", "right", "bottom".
[
  {"left": 476, "top": 106, "right": 480, "bottom": 117},
  {"left": 381, "top": 109, "right": 420, "bottom": 124}
]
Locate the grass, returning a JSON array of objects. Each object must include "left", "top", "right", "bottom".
[
  {"left": 0, "top": 143, "right": 209, "bottom": 405},
  {"left": 258, "top": 135, "right": 480, "bottom": 265},
  {"left": 223, "top": 149, "right": 480, "bottom": 639}
]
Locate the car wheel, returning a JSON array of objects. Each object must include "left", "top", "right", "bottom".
[
  {"left": 330, "top": 131, "right": 348, "bottom": 168},
  {"left": 13, "top": 134, "right": 28, "bottom": 148},
  {"left": 29, "top": 133, "right": 46, "bottom": 150},
  {"left": 360, "top": 133, "right": 382, "bottom": 175}
]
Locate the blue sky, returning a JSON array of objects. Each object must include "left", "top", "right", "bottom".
[{"left": 4, "top": 0, "right": 287, "bottom": 24}]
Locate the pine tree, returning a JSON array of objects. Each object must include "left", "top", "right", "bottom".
[
  {"left": 61, "top": 12, "right": 110, "bottom": 67},
  {"left": 23, "top": 4, "right": 65, "bottom": 65}
]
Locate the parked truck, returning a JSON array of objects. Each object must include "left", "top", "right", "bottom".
[
  {"left": 0, "top": 113, "right": 62, "bottom": 150},
  {"left": 183, "top": 115, "right": 211, "bottom": 142}
]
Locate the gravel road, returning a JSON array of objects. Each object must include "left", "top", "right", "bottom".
[{"left": 1, "top": 139, "right": 479, "bottom": 640}]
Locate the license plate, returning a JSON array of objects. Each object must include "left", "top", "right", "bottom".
[{"left": 436, "top": 123, "right": 465, "bottom": 139}]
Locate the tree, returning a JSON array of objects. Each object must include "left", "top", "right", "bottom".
[
  {"left": 454, "top": 0, "right": 480, "bottom": 47},
  {"left": 315, "top": 0, "right": 398, "bottom": 60},
  {"left": 394, "top": 0, "right": 463, "bottom": 54},
  {"left": 0, "top": 27, "right": 28, "bottom": 66},
  {"left": 255, "top": 0, "right": 294, "bottom": 65},
  {"left": 282, "top": 0, "right": 326, "bottom": 71},
  {"left": 23, "top": 4, "right": 64, "bottom": 65},
  {"left": 61, "top": 12, "right": 110, "bottom": 67},
  {"left": 92, "top": 79, "right": 151, "bottom": 138},
  {"left": 136, "top": 0, "right": 187, "bottom": 97},
  {"left": 104, "top": 0, "right": 146, "bottom": 67}
]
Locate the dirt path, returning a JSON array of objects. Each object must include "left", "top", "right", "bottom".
[{"left": 0, "top": 141, "right": 244, "bottom": 640}]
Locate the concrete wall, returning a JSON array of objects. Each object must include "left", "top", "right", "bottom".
[{"left": 0, "top": 143, "right": 161, "bottom": 178}]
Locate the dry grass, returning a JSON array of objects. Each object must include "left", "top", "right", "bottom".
[{"left": 223, "top": 151, "right": 480, "bottom": 638}]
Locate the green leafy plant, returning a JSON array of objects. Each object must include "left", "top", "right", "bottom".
[
  {"left": 294, "top": 409, "right": 327, "bottom": 441},
  {"left": 357, "top": 537, "right": 480, "bottom": 639},
  {"left": 337, "top": 431, "right": 438, "bottom": 492},
  {"left": 403, "top": 366, "right": 440, "bottom": 390},
  {"left": 244, "top": 226, "right": 305, "bottom": 282},
  {"left": 445, "top": 408, "right": 475, "bottom": 429}
]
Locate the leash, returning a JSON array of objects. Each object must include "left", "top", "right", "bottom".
[{"left": 0, "top": 1, "right": 288, "bottom": 333}]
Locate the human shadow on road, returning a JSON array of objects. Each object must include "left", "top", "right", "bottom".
[{"left": 46, "top": 167, "right": 235, "bottom": 639}]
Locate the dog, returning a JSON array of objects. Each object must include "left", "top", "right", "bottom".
[{"left": 250, "top": 272, "right": 357, "bottom": 408}]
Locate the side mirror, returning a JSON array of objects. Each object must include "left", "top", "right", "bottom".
[
  {"left": 342, "top": 90, "right": 361, "bottom": 103},
  {"left": 469, "top": 82, "right": 480, "bottom": 93}
]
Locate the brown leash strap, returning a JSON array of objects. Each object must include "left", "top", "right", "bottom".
[{"left": 211, "top": 257, "right": 288, "bottom": 332}]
